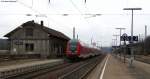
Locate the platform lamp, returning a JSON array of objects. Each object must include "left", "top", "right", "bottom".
[{"left": 123, "top": 8, "right": 142, "bottom": 67}]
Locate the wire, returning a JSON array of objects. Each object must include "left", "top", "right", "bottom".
[
  {"left": 0, "top": 0, "right": 17, "bottom": 2},
  {"left": 1, "top": 12, "right": 150, "bottom": 16},
  {"left": 17, "top": 0, "right": 72, "bottom": 31},
  {"left": 68, "top": 0, "right": 92, "bottom": 26},
  {"left": 69, "top": 0, "right": 82, "bottom": 14},
  {"left": 17, "top": 0, "right": 39, "bottom": 14}
]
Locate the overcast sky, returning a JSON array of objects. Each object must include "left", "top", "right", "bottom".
[{"left": 0, "top": 0, "right": 150, "bottom": 46}]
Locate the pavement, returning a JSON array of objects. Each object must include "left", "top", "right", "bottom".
[
  {"left": 0, "top": 59, "right": 63, "bottom": 72},
  {"left": 86, "top": 54, "right": 150, "bottom": 79},
  {"left": 0, "top": 59, "right": 41, "bottom": 67}
]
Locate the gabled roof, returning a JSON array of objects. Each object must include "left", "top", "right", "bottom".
[{"left": 4, "top": 20, "right": 70, "bottom": 40}]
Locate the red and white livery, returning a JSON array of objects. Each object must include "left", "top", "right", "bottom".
[{"left": 66, "top": 39, "right": 101, "bottom": 59}]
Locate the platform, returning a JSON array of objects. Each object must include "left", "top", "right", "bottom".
[
  {"left": 87, "top": 54, "right": 150, "bottom": 79},
  {"left": 0, "top": 59, "right": 64, "bottom": 79},
  {"left": 104, "top": 54, "right": 150, "bottom": 79},
  {"left": 0, "top": 59, "right": 63, "bottom": 72},
  {"left": 0, "top": 59, "right": 41, "bottom": 67}
]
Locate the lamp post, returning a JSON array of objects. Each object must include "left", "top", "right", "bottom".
[{"left": 123, "top": 8, "right": 142, "bottom": 67}]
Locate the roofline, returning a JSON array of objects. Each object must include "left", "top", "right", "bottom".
[{"left": 4, "top": 20, "right": 70, "bottom": 40}]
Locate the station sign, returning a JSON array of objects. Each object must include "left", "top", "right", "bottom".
[
  {"left": 128, "top": 36, "right": 138, "bottom": 41},
  {"left": 120, "top": 34, "right": 138, "bottom": 41},
  {"left": 120, "top": 33, "right": 128, "bottom": 41}
]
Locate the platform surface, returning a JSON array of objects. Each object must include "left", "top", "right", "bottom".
[
  {"left": 0, "top": 59, "right": 63, "bottom": 72},
  {"left": 87, "top": 54, "right": 150, "bottom": 79},
  {"left": 103, "top": 55, "right": 150, "bottom": 79}
]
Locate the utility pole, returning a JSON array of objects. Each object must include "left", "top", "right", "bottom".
[
  {"left": 113, "top": 35, "right": 119, "bottom": 46},
  {"left": 116, "top": 28, "right": 126, "bottom": 46},
  {"left": 112, "top": 39, "right": 117, "bottom": 52},
  {"left": 144, "top": 25, "right": 147, "bottom": 55},
  {"left": 116, "top": 28, "right": 125, "bottom": 61},
  {"left": 139, "top": 34, "right": 141, "bottom": 42},
  {"left": 145, "top": 25, "right": 147, "bottom": 39},
  {"left": 112, "top": 39, "right": 115, "bottom": 47},
  {"left": 77, "top": 34, "right": 78, "bottom": 40},
  {"left": 91, "top": 37, "right": 93, "bottom": 45},
  {"left": 123, "top": 8, "right": 142, "bottom": 67},
  {"left": 113, "top": 35, "right": 119, "bottom": 57},
  {"left": 97, "top": 41, "right": 102, "bottom": 49},
  {"left": 73, "top": 27, "right": 75, "bottom": 39}
]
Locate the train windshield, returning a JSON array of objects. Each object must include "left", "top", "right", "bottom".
[{"left": 69, "top": 40, "right": 78, "bottom": 52}]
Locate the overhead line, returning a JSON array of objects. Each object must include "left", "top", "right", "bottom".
[
  {"left": 68, "top": 0, "right": 92, "bottom": 26},
  {"left": 1, "top": 13, "right": 150, "bottom": 16},
  {"left": 17, "top": 0, "right": 40, "bottom": 14}
]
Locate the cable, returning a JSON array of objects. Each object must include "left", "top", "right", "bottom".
[
  {"left": 68, "top": 0, "right": 92, "bottom": 26},
  {"left": 17, "top": 0, "right": 72, "bottom": 31},
  {"left": 17, "top": 0, "right": 39, "bottom": 14},
  {"left": 69, "top": 0, "right": 83, "bottom": 14},
  {"left": 0, "top": 0, "right": 17, "bottom": 2}
]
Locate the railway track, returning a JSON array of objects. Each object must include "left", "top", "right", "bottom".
[
  {"left": 33, "top": 61, "right": 85, "bottom": 79},
  {"left": 5, "top": 54, "right": 105, "bottom": 79},
  {"left": 0, "top": 59, "right": 63, "bottom": 79},
  {"left": 6, "top": 62, "right": 69, "bottom": 79},
  {"left": 33, "top": 55, "right": 106, "bottom": 79},
  {"left": 59, "top": 55, "right": 105, "bottom": 79}
]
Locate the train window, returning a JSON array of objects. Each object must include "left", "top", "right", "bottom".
[{"left": 69, "top": 41, "right": 77, "bottom": 52}]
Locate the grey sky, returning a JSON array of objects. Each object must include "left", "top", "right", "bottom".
[{"left": 0, "top": 0, "right": 150, "bottom": 46}]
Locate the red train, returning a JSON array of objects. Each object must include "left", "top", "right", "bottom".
[{"left": 66, "top": 39, "right": 101, "bottom": 59}]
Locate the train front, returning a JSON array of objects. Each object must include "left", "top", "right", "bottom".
[{"left": 66, "top": 39, "right": 80, "bottom": 59}]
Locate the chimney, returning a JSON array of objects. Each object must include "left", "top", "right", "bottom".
[
  {"left": 73, "top": 27, "right": 75, "bottom": 39},
  {"left": 41, "top": 21, "right": 44, "bottom": 26},
  {"left": 31, "top": 20, "right": 34, "bottom": 23}
]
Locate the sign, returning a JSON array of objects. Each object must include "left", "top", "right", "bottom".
[
  {"left": 128, "top": 36, "right": 138, "bottom": 41},
  {"left": 121, "top": 35, "right": 138, "bottom": 41},
  {"left": 120, "top": 33, "right": 128, "bottom": 41}
]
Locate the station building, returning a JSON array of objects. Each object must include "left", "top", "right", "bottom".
[{"left": 4, "top": 20, "right": 70, "bottom": 58}]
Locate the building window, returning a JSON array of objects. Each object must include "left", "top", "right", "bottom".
[
  {"left": 25, "top": 43, "right": 34, "bottom": 52},
  {"left": 25, "top": 28, "right": 33, "bottom": 36}
]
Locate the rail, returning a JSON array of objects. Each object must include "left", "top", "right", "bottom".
[{"left": 59, "top": 55, "right": 105, "bottom": 79}]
